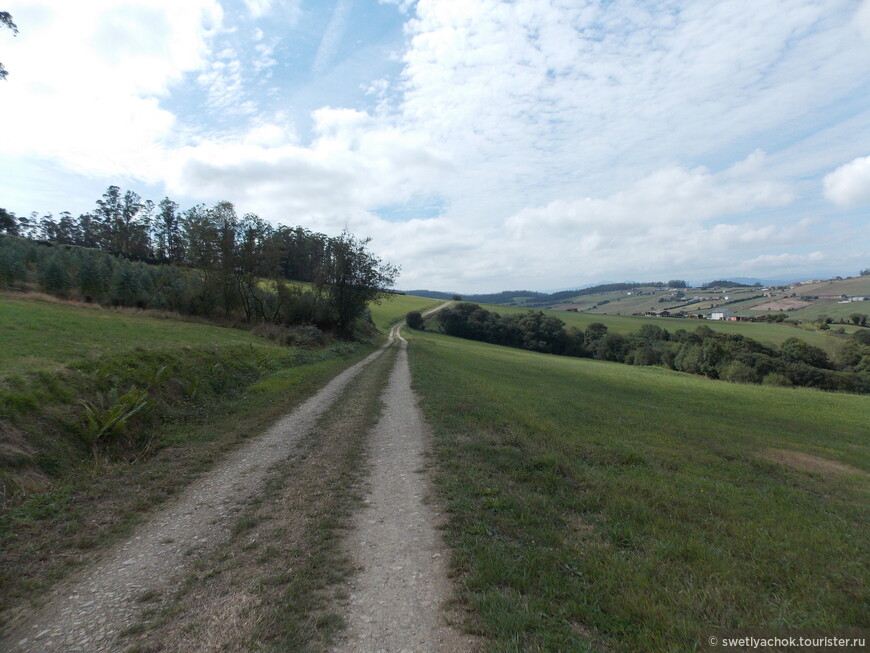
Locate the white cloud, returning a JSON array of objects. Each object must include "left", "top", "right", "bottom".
[
  {"left": 312, "top": 0, "right": 353, "bottom": 75},
  {"left": 823, "top": 156, "right": 870, "bottom": 208},
  {"left": 505, "top": 159, "right": 793, "bottom": 238},
  {"left": 244, "top": 0, "right": 272, "bottom": 19},
  {"left": 856, "top": 0, "right": 870, "bottom": 38},
  {"left": 167, "top": 107, "right": 454, "bottom": 223},
  {"left": 4, "top": 0, "right": 869, "bottom": 290},
  {"left": 4, "top": 0, "right": 223, "bottom": 178},
  {"left": 744, "top": 251, "right": 826, "bottom": 268}
]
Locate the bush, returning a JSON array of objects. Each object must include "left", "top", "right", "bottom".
[
  {"left": 37, "top": 252, "right": 72, "bottom": 297},
  {"left": 762, "top": 373, "right": 793, "bottom": 387},
  {"left": 720, "top": 360, "right": 759, "bottom": 384},
  {"left": 0, "top": 240, "right": 27, "bottom": 286},
  {"left": 406, "top": 310, "right": 424, "bottom": 330}
]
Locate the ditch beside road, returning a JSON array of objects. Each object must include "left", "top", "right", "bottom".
[{"left": 2, "top": 304, "right": 472, "bottom": 652}]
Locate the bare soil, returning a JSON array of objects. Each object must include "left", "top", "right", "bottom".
[
  {"left": 752, "top": 298, "right": 814, "bottom": 311},
  {"left": 335, "top": 327, "right": 477, "bottom": 652}
]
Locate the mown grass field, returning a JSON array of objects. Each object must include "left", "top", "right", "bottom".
[
  {"left": 0, "top": 291, "right": 437, "bottom": 373},
  {"left": 407, "top": 328, "right": 869, "bottom": 651},
  {"left": 0, "top": 295, "right": 272, "bottom": 374},
  {"left": 770, "top": 299, "right": 869, "bottom": 322},
  {"left": 479, "top": 302, "right": 850, "bottom": 353},
  {"left": 368, "top": 293, "right": 442, "bottom": 331}
]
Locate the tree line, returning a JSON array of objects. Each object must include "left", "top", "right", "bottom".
[
  {"left": 0, "top": 186, "right": 397, "bottom": 338},
  {"left": 414, "top": 303, "right": 870, "bottom": 394}
]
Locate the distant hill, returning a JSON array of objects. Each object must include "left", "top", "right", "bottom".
[
  {"left": 404, "top": 273, "right": 870, "bottom": 319},
  {"left": 404, "top": 282, "right": 664, "bottom": 307},
  {"left": 403, "top": 289, "right": 546, "bottom": 304}
]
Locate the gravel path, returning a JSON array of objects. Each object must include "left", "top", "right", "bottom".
[
  {"left": 336, "top": 324, "right": 476, "bottom": 653},
  {"left": 0, "top": 343, "right": 391, "bottom": 653}
]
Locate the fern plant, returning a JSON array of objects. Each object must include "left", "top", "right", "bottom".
[{"left": 79, "top": 386, "right": 152, "bottom": 456}]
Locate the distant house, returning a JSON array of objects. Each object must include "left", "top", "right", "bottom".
[{"left": 708, "top": 310, "right": 734, "bottom": 320}]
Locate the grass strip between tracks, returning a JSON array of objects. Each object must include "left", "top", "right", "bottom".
[{"left": 122, "top": 342, "right": 398, "bottom": 652}]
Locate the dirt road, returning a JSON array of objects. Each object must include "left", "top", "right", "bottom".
[
  {"left": 336, "top": 322, "right": 474, "bottom": 652},
  {"left": 1, "top": 343, "right": 391, "bottom": 652},
  {"left": 2, "top": 305, "right": 471, "bottom": 652}
]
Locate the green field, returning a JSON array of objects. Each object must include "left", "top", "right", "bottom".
[
  {"left": 795, "top": 276, "right": 870, "bottom": 297},
  {"left": 0, "top": 295, "right": 276, "bottom": 375},
  {"left": 0, "top": 291, "right": 437, "bottom": 375},
  {"left": 0, "top": 293, "right": 385, "bottom": 615},
  {"left": 407, "top": 329, "right": 869, "bottom": 651},
  {"left": 476, "top": 302, "right": 849, "bottom": 353},
  {"left": 368, "top": 293, "right": 442, "bottom": 330},
  {"left": 770, "top": 299, "right": 870, "bottom": 322}
]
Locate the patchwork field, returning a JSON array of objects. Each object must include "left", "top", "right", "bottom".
[
  {"left": 478, "top": 302, "right": 850, "bottom": 353},
  {"left": 407, "top": 328, "right": 870, "bottom": 651}
]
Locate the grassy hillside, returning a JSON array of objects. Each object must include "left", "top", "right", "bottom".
[
  {"left": 795, "top": 276, "right": 870, "bottom": 297},
  {"left": 368, "top": 293, "right": 442, "bottom": 331},
  {"left": 0, "top": 295, "right": 270, "bottom": 374},
  {"left": 478, "top": 302, "right": 850, "bottom": 353},
  {"left": 407, "top": 329, "right": 869, "bottom": 651},
  {"left": 449, "top": 276, "right": 870, "bottom": 324}
]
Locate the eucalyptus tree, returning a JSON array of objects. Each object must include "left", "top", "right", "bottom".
[{"left": 0, "top": 11, "right": 18, "bottom": 81}]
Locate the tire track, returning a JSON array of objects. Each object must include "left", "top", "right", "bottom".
[
  {"left": 336, "top": 320, "right": 476, "bottom": 652},
  {"left": 1, "top": 340, "right": 395, "bottom": 653}
]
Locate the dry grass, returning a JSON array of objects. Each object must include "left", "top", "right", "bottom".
[{"left": 762, "top": 448, "right": 870, "bottom": 479}]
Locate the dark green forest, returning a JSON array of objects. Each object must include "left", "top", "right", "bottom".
[
  {"left": 0, "top": 186, "right": 397, "bottom": 338},
  {"left": 423, "top": 303, "right": 870, "bottom": 393}
]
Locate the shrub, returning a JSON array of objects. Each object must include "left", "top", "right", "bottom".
[
  {"left": 37, "top": 252, "right": 72, "bottom": 297},
  {"left": 406, "top": 310, "right": 424, "bottom": 330},
  {"left": 720, "top": 360, "right": 759, "bottom": 384},
  {"left": 762, "top": 373, "right": 793, "bottom": 387},
  {"left": 0, "top": 241, "right": 27, "bottom": 286}
]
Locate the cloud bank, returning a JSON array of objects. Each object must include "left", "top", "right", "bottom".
[{"left": 4, "top": 0, "right": 870, "bottom": 290}]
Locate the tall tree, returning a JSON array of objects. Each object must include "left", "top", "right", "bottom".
[
  {"left": 154, "top": 197, "right": 182, "bottom": 263},
  {"left": 95, "top": 185, "right": 123, "bottom": 252},
  {"left": 0, "top": 11, "right": 18, "bottom": 82},
  {"left": 316, "top": 229, "right": 398, "bottom": 334},
  {"left": 0, "top": 207, "right": 17, "bottom": 235}
]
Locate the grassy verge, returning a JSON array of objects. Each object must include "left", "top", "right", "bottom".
[
  {"left": 0, "top": 339, "right": 375, "bottom": 627},
  {"left": 0, "top": 294, "right": 270, "bottom": 374},
  {"left": 369, "top": 293, "right": 443, "bottom": 331},
  {"left": 123, "top": 343, "right": 398, "bottom": 652},
  {"left": 407, "top": 330, "right": 869, "bottom": 651}
]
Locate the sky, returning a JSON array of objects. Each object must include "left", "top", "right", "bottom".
[{"left": 1, "top": 0, "right": 869, "bottom": 292}]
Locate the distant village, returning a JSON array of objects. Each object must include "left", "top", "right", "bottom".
[{"left": 625, "top": 277, "right": 868, "bottom": 322}]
